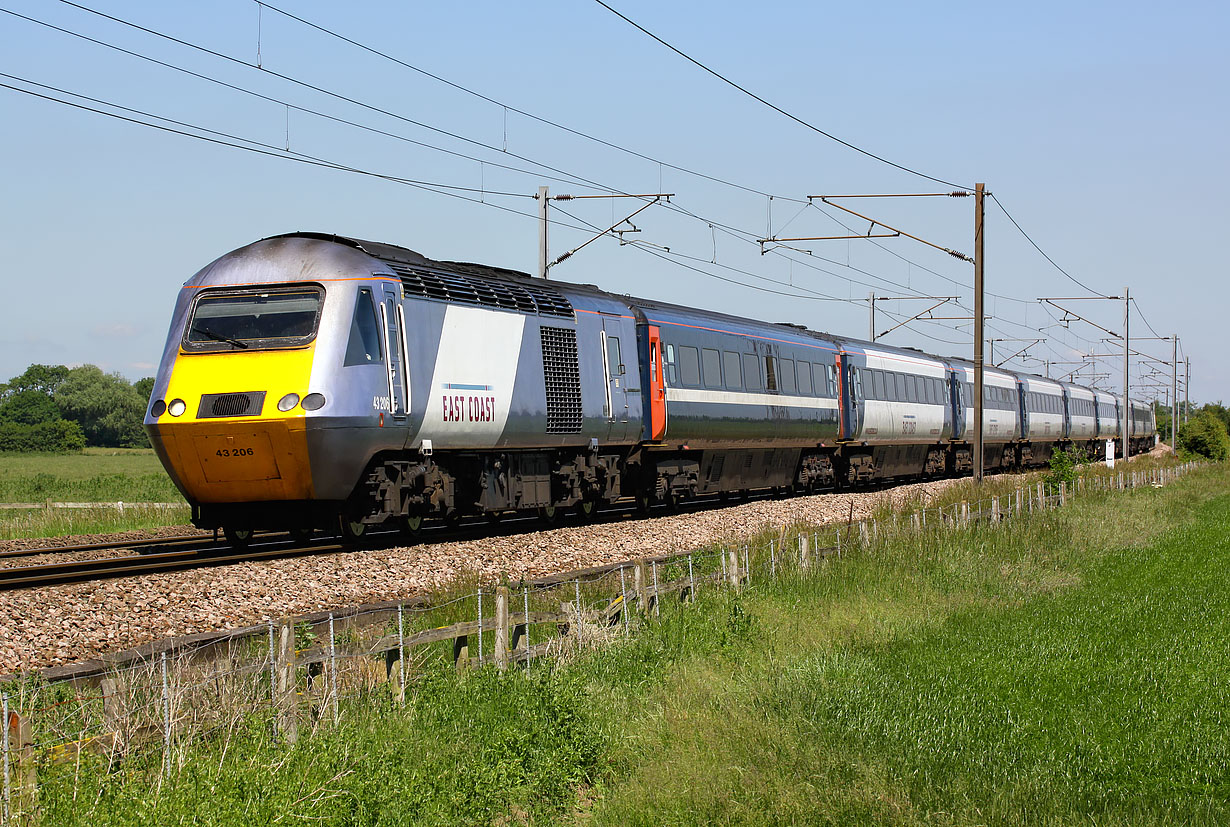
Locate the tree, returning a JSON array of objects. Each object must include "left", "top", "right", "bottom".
[
  {"left": 1, "top": 364, "right": 69, "bottom": 401},
  {"left": 54, "top": 365, "right": 148, "bottom": 448},
  {"left": 0, "top": 389, "right": 61, "bottom": 425},
  {"left": 134, "top": 376, "right": 156, "bottom": 403},
  {"left": 1177, "top": 410, "right": 1230, "bottom": 462}
]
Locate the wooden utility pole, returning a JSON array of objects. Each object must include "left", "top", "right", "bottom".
[
  {"left": 1122, "top": 287, "right": 1130, "bottom": 458},
  {"left": 1184, "top": 357, "right": 1190, "bottom": 425},
  {"left": 973, "top": 183, "right": 985, "bottom": 484},
  {"left": 1172, "top": 335, "right": 1179, "bottom": 454}
]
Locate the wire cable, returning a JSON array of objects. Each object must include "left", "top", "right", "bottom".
[
  {"left": 255, "top": 0, "right": 795, "bottom": 202},
  {"left": 989, "top": 192, "right": 1104, "bottom": 297},
  {"left": 0, "top": 7, "right": 600, "bottom": 192},
  {"left": 590, "top": 0, "right": 971, "bottom": 191}
]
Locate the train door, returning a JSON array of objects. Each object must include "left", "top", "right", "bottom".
[
  {"left": 601, "top": 317, "right": 629, "bottom": 441},
  {"left": 839, "top": 355, "right": 863, "bottom": 440},
  {"left": 379, "top": 285, "right": 409, "bottom": 423},
  {"left": 645, "top": 325, "right": 667, "bottom": 440},
  {"left": 952, "top": 371, "right": 966, "bottom": 438}
]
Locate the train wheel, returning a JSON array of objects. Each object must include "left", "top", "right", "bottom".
[
  {"left": 339, "top": 517, "right": 367, "bottom": 544},
  {"left": 400, "top": 514, "right": 424, "bottom": 538},
  {"left": 575, "top": 499, "right": 597, "bottom": 521},
  {"left": 538, "top": 504, "right": 560, "bottom": 525},
  {"left": 486, "top": 511, "right": 504, "bottom": 525},
  {"left": 289, "top": 527, "right": 313, "bottom": 543},
  {"left": 223, "top": 526, "right": 253, "bottom": 549},
  {"left": 635, "top": 491, "right": 652, "bottom": 513}
]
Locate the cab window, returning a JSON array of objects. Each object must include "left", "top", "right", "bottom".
[
  {"left": 184, "top": 285, "right": 323, "bottom": 352},
  {"left": 344, "top": 289, "right": 384, "bottom": 366}
]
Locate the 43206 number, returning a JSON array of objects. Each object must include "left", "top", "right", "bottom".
[{"left": 216, "top": 448, "right": 254, "bottom": 458}]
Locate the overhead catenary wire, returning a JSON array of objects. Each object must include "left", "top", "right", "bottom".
[
  {"left": 29, "top": 1, "right": 962, "bottom": 307},
  {"left": 0, "top": 7, "right": 603, "bottom": 192},
  {"left": 37, "top": 0, "right": 1057, "bottom": 324},
  {"left": 22, "top": 1, "right": 1150, "bottom": 357},
  {"left": 590, "top": 0, "right": 972, "bottom": 191},
  {"left": 0, "top": 76, "right": 538, "bottom": 203},
  {"left": 253, "top": 0, "right": 792, "bottom": 202},
  {"left": 989, "top": 192, "right": 1105, "bottom": 297},
  {"left": 248, "top": 1, "right": 1056, "bottom": 316}
]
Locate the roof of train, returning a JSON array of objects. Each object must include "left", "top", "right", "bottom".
[{"left": 269, "top": 232, "right": 1149, "bottom": 407}]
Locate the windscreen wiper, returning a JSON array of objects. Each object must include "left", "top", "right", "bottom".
[{"left": 193, "top": 325, "right": 249, "bottom": 349}]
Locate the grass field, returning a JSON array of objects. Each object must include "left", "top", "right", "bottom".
[
  {"left": 27, "top": 460, "right": 1227, "bottom": 825},
  {"left": 0, "top": 448, "right": 186, "bottom": 539}
]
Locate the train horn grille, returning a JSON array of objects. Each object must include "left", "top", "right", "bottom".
[{"left": 197, "top": 391, "right": 266, "bottom": 419}]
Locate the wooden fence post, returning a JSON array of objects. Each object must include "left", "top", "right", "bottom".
[
  {"left": 8, "top": 710, "right": 34, "bottom": 818},
  {"left": 101, "top": 676, "right": 128, "bottom": 757},
  {"left": 1059, "top": 481, "right": 1067, "bottom": 507},
  {"left": 727, "top": 548, "right": 740, "bottom": 589},
  {"left": 633, "top": 559, "right": 648, "bottom": 614},
  {"left": 991, "top": 496, "right": 1000, "bottom": 523},
  {"left": 276, "top": 619, "right": 299, "bottom": 745},
  {"left": 799, "top": 533, "right": 810, "bottom": 571},
  {"left": 494, "top": 586, "right": 510, "bottom": 671}
]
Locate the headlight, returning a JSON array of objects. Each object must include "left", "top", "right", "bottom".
[
  {"left": 277, "top": 392, "right": 301, "bottom": 412},
  {"left": 168, "top": 399, "right": 186, "bottom": 417},
  {"left": 302, "top": 393, "right": 326, "bottom": 411},
  {"left": 151, "top": 399, "right": 167, "bottom": 417}
]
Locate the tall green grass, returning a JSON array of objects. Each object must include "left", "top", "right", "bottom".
[
  {"left": 0, "top": 449, "right": 186, "bottom": 538},
  {"left": 29, "top": 461, "right": 1226, "bottom": 825}
]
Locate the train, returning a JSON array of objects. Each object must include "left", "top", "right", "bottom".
[{"left": 144, "top": 232, "right": 1157, "bottom": 545}]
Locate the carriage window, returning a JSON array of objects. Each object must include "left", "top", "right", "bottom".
[
  {"left": 743, "top": 354, "right": 762, "bottom": 390},
  {"left": 765, "top": 356, "right": 778, "bottom": 392},
  {"left": 870, "top": 370, "right": 884, "bottom": 401},
  {"left": 702, "top": 348, "right": 723, "bottom": 389},
  {"left": 343, "top": 288, "right": 383, "bottom": 366},
  {"left": 664, "top": 344, "right": 677, "bottom": 385},
  {"left": 723, "top": 351, "right": 742, "bottom": 390},
  {"left": 779, "top": 358, "right": 796, "bottom": 393},
  {"left": 797, "top": 361, "right": 812, "bottom": 396},
  {"left": 679, "top": 346, "right": 700, "bottom": 387},
  {"left": 824, "top": 364, "right": 837, "bottom": 397}
]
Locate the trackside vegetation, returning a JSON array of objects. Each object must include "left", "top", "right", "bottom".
[
  {"left": 22, "top": 460, "right": 1230, "bottom": 825},
  {"left": 0, "top": 449, "right": 186, "bottom": 539}
]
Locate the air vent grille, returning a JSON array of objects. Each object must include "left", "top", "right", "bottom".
[
  {"left": 540, "top": 326, "right": 583, "bottom": 434},
  {"left": 197, "top": 391, "right": 265, "bottom": 419},
  {"left": 388, "top": 262, "right": 574, "bottom": 318}
]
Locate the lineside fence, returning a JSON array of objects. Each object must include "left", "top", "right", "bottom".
[{"left": 0, "top": 460, "right": 1199, "bottom": 824}]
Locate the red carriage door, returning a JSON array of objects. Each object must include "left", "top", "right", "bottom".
[{"left": 647, "top": 325, "right": 667, "bottom": 440}]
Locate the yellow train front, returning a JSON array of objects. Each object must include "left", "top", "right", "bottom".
[{"left": 145, "top": 233, "right": 409, "bottom": 545}]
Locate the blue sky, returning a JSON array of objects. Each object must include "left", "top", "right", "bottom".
[{"left": 1, "top": 0, "right": 1225, "bottom": 405}]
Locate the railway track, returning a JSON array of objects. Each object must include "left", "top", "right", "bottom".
[
  {"left": 0, "top": 468, "right": 1030, "bottom": 592},
  {"left": 0, "top": 486, "right": 808, "bottom": 591},
  {"left": 0, "top": 532, "right": 214, "bottom": 562}
]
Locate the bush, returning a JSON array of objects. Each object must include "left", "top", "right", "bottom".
[
  {"left": 1178, "top": 411, "right": 1230, "bottom": 461},
  {"left": 1045, "top": 448, "right": 1079, "bottom": 493},
  {"left": 0, "top": 419, "right": 86, "bottom": 453}
]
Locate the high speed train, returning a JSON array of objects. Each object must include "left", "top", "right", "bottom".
[{"left": 144, "top": 232, "right": 1156, "bottom": 544}]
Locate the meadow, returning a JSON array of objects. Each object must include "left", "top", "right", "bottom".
[
  {"left": 0, "top": 448, "right": 187, "bottom": 539},
  {"left": 24, "top": 459, "right": 1227, "bottom": 825}
]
